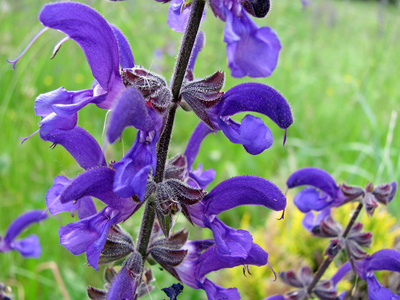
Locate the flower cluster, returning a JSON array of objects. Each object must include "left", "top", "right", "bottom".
[
  {"left": 264, "top": 167, "right": 399, "bottom": 299},
  {"left": 7, "top": 1, "right": 293, "bottom": 299}
]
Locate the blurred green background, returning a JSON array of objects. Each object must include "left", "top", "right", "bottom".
[{"left": 1, "top": 0, "right": 399, "bottom": 299}]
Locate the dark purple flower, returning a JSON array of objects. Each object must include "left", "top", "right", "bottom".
[
  {"left": 205, "top": 82, "right": 293, "bottom": 154},
  {"left": 187, "top": 176, "right": 286, "bottom": 258},
  {"left": 171, "top": 239, "right": 268, "bottom": 299},
  {"left": 0, "top": 210, "right": 47, "bottom": 258},
  {"left": 112, "top": 130, "right": 158, "bottom": 200},
  {"left": 9, "top": 2, "right": 134, "bottom": 139},
  {"left": 46, "top": 176, "right": 97, "bottom": 219}
]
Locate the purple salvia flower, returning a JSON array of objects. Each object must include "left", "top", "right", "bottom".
[
  {"left": 207, "top": 82, "right": 293, "bottom": 154},
  {"left": 106, "top": 267, "right": 137, "bottom": 300},
  {"left": 44, "top": 126, "right": 107, "bottom": 218},
  {"left": 46, "top": 176, "right": 97, "bottom": 219},
  {"left": 55, "top": 166, "right": 141, "bottom": 269},
  {"left": 159, "top": 0, "right": 281, "bottom": 78},
  {"left": 222, "top": 6, "right": 280, "bottom": 78},
  {"left": 112, "top": 130, "right": 158, "bottom": 200},
  {"left": 287, "top": 168, "right": 348, "bottom": 212},
  {"left": 187, "top": 176, "right": 286, "bottom": 257},
  {"left": 9, "top": 2, "right": 134, "bottom": 139},
  {"left": 0, "top": 210, "right": 47, "bottom": 258},
  {"left": 172, "top": 239, "right": 268, "bottom": 299},
  {"left": 333, "top": 250, "right": 400, "bottom": 299},
  {"left": 209, "top": 0, "right": 281, "bottom": 78},
  {"left": 168, "top": 0, "right": 192, "bottom": 32}
]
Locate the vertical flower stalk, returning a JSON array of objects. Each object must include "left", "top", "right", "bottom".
[{"left": 136, "top": 0, "right": 206, "bottom": 267}]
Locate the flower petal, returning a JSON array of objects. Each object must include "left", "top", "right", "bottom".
[
  {"left": 39, "top": 2, "right": 120, "bottom": 90},
  {"left": 60, "top": 168, "right": 122, "bottom": 209},
  {"left": 40, "top": 126, "right": 106, "bottom": 170},
  {"left": 287, "top": 167, "right": 339, "bottom": 199},
  {"left": 365, "top": 249, "right": 400, "bottom": 273},
  {"left": 294, "top": 187, "right": 333, "bottom": 213},
  {"left": 202, "top": 279, "right": 240, "bottom": 300},
  {"left": 224, "top": 10, "right": 280, "bottom": 78},
  {"left": 3, "top": 210, "right": 47, "bottom": 245},
  {"left": 113, "top": 131, "right": 158, "bottom": 199},
  {"left": 110, "top": 25, "right": 135, "bottom": 69},
  {"left": 11, "top": 235, "right": 42, "bottom": 258},
  {"left": 218, "top": 114, "right": 273, "bottom": 155},
  {"left": 59, "top": 208, "right": 119, "bottom": 270},
  {"left": 219, "top": 82, "right": 293, "bottom": 130},
  {"left": 106, "top": 267, "right": 137, "bottom": 300},
  {"left": 46, "top": 175, "right": 96, "bottom": 219},
  {"left": 107, "top": 88, "right": 154, "bottom": 144},
  {"left": 203, "top": 176, "right": 286, "bottom": 216}
]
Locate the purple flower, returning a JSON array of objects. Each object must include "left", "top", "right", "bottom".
[
  {"left": 206, "top": 82, "right": 293, "bottom": 154},
  {"left": 159, "top": 0, "right": 281, "bottom": 78},
  {"left": 334, "top": 250, "right": 400, "bottom": 299},
  {"left": 187, "top": 176, "right": 286, "bottom": 258},
  {"left": 172, "top": 239, "right": 268, "bottom": 299},
  {"left": 106, "top": 87, "right": 163, "bottom": 199},
  {"left": 44, "top": 126, "right": 106, "bottom": 218},
  {"left": 9, "top": 2, "right": 134, "bottom": 139},
  {"left": 106, "top": 267, "right": 138, "bottom": 300},
  {"left": 209, "top": 0, "right": 281, "bottom": 78},
  {"left": 0, "top": 211, "right": 47, "bottom": 258},
  {"left": 52, "top": 170, "right": 142, "bottom": 270},
  {"left": 287, "top": 168, "right": 349, "bottom": 213}
]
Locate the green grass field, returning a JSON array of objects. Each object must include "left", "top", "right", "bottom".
[{"left": 1, "top": 0, "right": 399, "bottom": 299}]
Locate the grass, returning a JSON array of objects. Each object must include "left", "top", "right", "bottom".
[{"left": 0, "top": 0, "right": 399, "bottom": 299}]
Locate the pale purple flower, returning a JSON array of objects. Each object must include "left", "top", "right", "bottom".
[{"left": 0, "top": 210, "right": 47, "bottom": 258}]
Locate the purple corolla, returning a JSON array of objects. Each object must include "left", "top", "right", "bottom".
[
  {"left": 172, "top": 239, "right": 269, "bottom": 299},
  {"left": 0, "top": 210, "right": 47, "bottom": 258},
  {"left": 332, "top": 249, "right": 400, "bottom": 299},
  {"left": 9, "top": 2, "right": 134, "bottom": 140},
  {"left": 161, "top": 0, "right": 281, "bottom": 78},
  {"left": 187, "top": 176, "right": 286, "bottom": 258}
]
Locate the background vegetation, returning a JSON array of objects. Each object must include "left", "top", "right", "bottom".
[{"left": 0, "top": 0, "right": 399, "bottom": 298}]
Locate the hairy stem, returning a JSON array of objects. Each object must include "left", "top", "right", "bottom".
[
  {"left": 306, "top": 202, "right": 364, "bottom": 295},
  {"left": 135, "top": 0, "right": 206, "bottom": 278},
  {"left": 170, "top": 0, "right": 206, "bottom": 102}
]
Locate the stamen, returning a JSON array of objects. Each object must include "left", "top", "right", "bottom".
[
  {"left": 19, "top": 129, "right": 39, "bottom": 144},
  {"left": 51, "top": 36, "right": 70, "bottom": 59},
  {"left": 283, "top": 128, "right": 288, "bottom": 146},
  {"left": 277, "top": 209, "right": 285, "bottom": 220},
  {"left": 7, "top": 27, "right": 49, "bottom": 69},
  {"left": 267, "top": 261, "right": 278, "bottom": 282}
]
